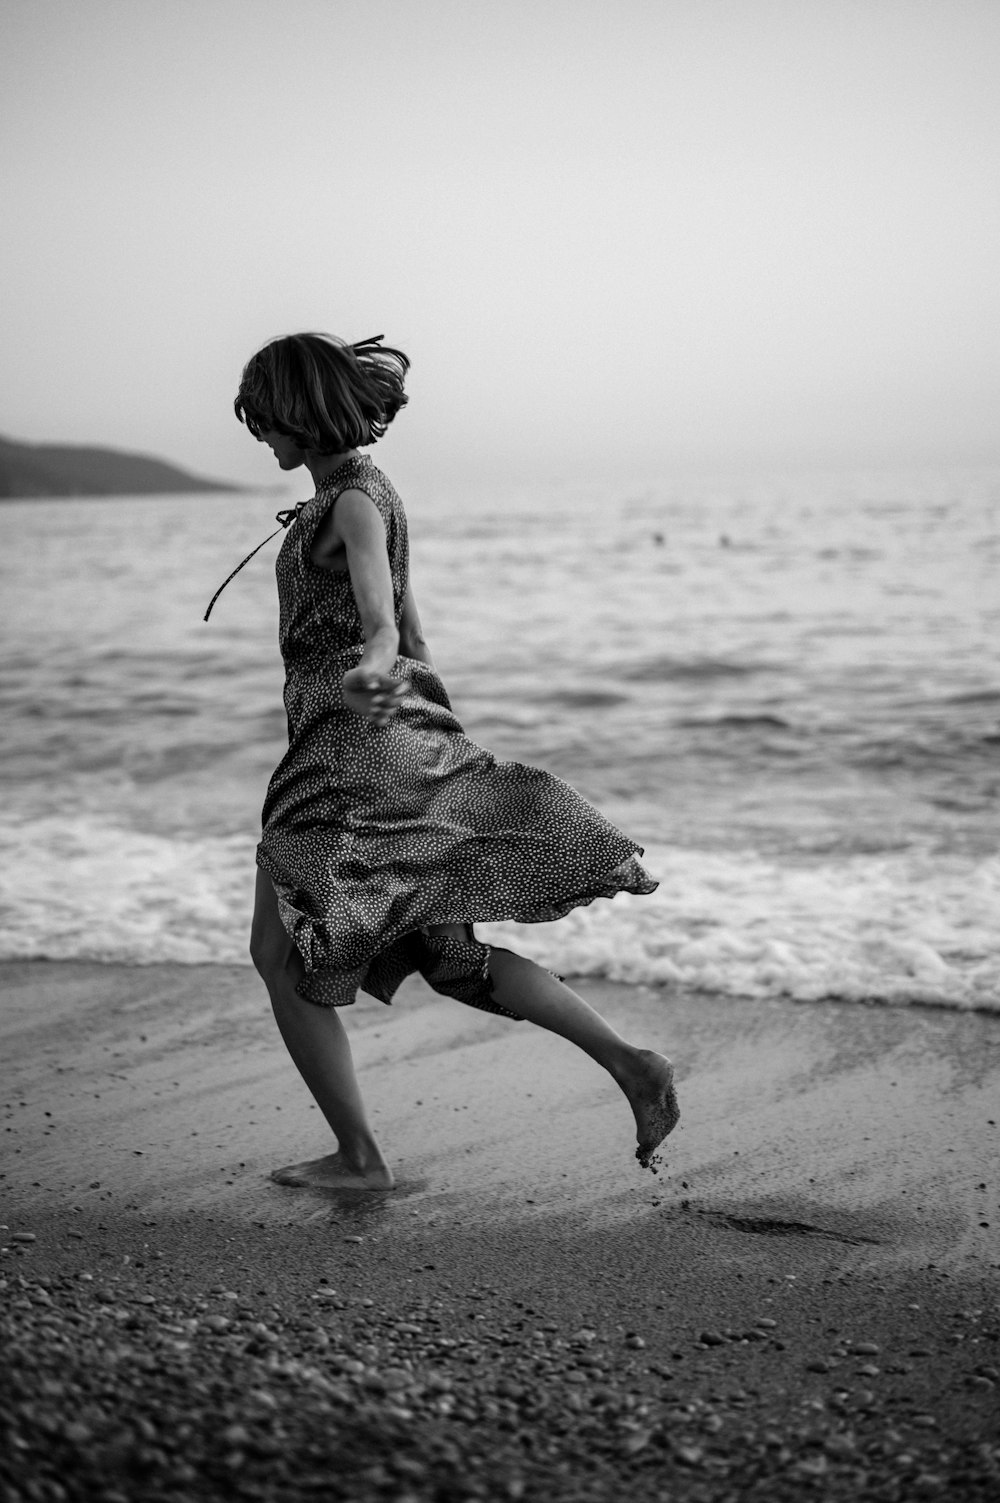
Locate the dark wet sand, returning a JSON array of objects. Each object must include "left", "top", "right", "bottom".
[{"left": 2, "top": 960, "right": 999, "bottom": 1499}]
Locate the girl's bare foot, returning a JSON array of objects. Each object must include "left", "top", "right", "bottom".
[
  {"left": 622, "top": 1049, "right": 680, "bottom": 1169},
  {"left": 271, "top": 1151, "right": 395, "bottom": 1191}
]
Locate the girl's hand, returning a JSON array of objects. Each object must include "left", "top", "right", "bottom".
[{"left": 342, "top": 667, "right": 409, "bottom": 726}]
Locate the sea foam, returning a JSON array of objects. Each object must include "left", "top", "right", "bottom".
[
  {"left": 2, "top": 819, "right": 995, "bottom": 1012},
  {"left": 482, "top": 844, "right": 1000, "bottom": 1011}
]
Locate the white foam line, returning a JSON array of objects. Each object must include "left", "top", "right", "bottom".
[{"left": 1, "top": 821, "right": 997, "bottom": 1012}]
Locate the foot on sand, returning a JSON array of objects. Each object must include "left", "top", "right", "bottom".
[
  {"left": 270, "top": 1152, "right": 395, "bottom": 1192},
  {"left": 626, "top": 1050, "right": 680, "bottom": 1170}
]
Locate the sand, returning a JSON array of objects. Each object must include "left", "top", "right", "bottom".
[{"left": 2, "top": 959, "right": 999, "bottom": 1500}]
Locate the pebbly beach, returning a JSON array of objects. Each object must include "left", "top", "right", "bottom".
[{"left": 3, "top": 958, "right": 998, "bottom": 1501}]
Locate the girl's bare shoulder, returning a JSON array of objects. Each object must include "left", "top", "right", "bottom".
[{"left": 311, "top": 486, "right": 390, "bottom": 568}]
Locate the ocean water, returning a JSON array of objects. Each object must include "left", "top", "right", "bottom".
[{"left": 1, "top": 465, "right": 997, "bottom": 1011}]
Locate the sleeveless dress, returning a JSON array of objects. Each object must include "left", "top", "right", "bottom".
[{"left": 256, "top": 453, "right": 658, "bottom": 1012}]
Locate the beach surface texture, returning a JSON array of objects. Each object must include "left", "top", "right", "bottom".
[{"left": 3, "top": 959, "right": 998, "bottom": 1501}]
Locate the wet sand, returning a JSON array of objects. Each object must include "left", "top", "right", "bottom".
[{"left": 2, "top": 959, "right": 999, "bottom": 1499}]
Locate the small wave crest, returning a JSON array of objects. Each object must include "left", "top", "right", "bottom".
[
  {"left": 675, "top": 713, "right": 792, "bottom": 731},
  {"left": 619, "top": 655, "right": 774, "bottom": 682}
]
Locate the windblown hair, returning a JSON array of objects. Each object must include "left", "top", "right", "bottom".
[{"left": 235, "top": 333, "right": 409, "bottom": 452}]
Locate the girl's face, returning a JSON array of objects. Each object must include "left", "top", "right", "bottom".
[{"left": 256, "top": 428, "right": 305, "bottom": 470}]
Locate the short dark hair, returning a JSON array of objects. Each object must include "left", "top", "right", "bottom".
[{"left": 235, "top": 333, "right": 409, "bottom": 451}]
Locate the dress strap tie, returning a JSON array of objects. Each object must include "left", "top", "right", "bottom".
[{"left": 203, "top": 503, "right": 306, "bottom": 621}]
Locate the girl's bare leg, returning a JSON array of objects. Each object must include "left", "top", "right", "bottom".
[
  {"left": 485, "top": 945, "right": 679, "bottom": 1167},
  {"left": 250, "top": 868, "right": 394, "bottom": 1190}
]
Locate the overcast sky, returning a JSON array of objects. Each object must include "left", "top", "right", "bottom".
[{"left": 3, "top": 0, "right": 999, "bottom": 489}]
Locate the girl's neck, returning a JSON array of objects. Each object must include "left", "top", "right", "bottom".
[{"left": 306, "top": 449, "right": 361, "bottom": 484}]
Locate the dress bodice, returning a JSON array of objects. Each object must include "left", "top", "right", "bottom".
[{"left": 275, "top": 454, "right": 409, "bottom": 666}]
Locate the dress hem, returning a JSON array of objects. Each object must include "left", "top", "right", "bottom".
[{"left": 255, "top": 846, "right": 656, "bottom": 1012}]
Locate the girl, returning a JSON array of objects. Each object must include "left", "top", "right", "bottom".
[{"left": 210, "top": 332, "right": 678, "bottom": 1191}]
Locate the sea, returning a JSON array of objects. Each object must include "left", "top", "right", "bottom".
[{"left": 1, "top": 464, "right": 997, "bottom": 1012}]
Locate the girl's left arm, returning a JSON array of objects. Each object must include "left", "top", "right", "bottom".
[{"left": 316, "top": 489, "right": 406, "bottom": 723}]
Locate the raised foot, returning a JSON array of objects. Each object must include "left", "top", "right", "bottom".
[
  {"left": 270, "top": 1152, "right": 395, "bottom": 1192},
  {"left": 626, "top": 1050, "right": 680, "bottom": 1171}
]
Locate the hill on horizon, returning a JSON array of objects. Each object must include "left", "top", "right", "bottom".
[{"left": 0, "top": 434, "right": 244, "bottom": 498}]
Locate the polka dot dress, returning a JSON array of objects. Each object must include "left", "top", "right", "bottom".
[{"left": 257, "top": 453, "right": 658, "bottom": 1011}]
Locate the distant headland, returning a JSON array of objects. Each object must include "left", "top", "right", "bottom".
[{"left": 0, "top": 434, "right": 246, "bottom": 498}]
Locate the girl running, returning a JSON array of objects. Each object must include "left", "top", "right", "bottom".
[{"left": 209, "top": 332, "right": 678, "bottom": 1190}]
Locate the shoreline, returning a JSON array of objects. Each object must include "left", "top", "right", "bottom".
[{"left": 2, "top": 960, "right": 999, "bottom": 1499}]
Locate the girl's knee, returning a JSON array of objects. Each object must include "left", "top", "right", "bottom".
[
  {"left": 250, "top": 871, "right": 301, "bottom": 984},
  {"left": 249, "top": 922, "right": 295, "bottom": 983}
]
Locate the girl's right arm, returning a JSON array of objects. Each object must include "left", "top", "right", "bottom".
[{"left": 398, "top": 581, "right": 435, "bottom": 668}]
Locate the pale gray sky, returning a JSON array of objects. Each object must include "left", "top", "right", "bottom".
[{"left": 3, "top": 0, "right": 999, "bottom": 488}]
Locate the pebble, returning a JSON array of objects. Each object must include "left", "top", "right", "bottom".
[
  {"left": 12, "top": 1233, "right": 37, "bottom": 1244},
  {"left": 621, "top": 1429, "right": 652, "bottom": 1456},
  {"left": 2, "top": 1252, "right": 994, "bottom": 1501},
  {"left": 343, "top": 1236, "right": 363, "bottom": 1245},
  {"left": 856, "top": 1364, "right": 880, "bottom": 1378},
  {"left": 852, "top": 1341, "right": 880, "bottom": 1356},
  {"left": 806, "top": 1360, "right": 833, "bottom": 1374}
]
